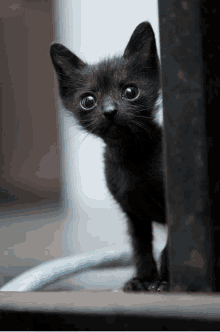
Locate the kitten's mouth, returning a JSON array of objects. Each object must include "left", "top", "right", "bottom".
[
  {"left": 100, "top": 122, "right": 129, "bottom": 141},
  {"left": 104, "top": 122, "right": 121, "bottom": 133}
]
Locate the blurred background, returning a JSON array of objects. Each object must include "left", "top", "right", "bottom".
[{"left": 0, "top": 0, "right": 160, "bottom": 291}]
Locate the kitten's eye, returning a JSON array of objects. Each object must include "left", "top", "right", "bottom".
[
  {"left": 80, "top": 94, "right": 97, "bottom": 110},
  {"left": 121, "top": 85, "right": 139, "bottom": 100}
]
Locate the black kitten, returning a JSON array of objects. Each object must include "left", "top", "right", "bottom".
[{"left": 50, "top": 22, "right": 168, "bottom": 292}]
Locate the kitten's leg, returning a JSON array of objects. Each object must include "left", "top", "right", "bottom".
[
  {"left": 123, "top": 218, "right": 161, "bottom": 292},
  {"left": 157, "top": 246, "right": 169, "bottom": 292}
]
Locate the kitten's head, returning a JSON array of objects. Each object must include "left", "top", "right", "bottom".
[{"left": 50, "top": 22, "right": 162, "bottom": 146}]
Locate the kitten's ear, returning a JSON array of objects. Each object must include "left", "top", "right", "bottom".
[
  {"left": 50, "top": 43, "right": 86, "bottom": 77},
  {"left": 50, "top": 43, "right": 86, "bottom": 99},
  {"left": 123, "top": 22, "right": 158, "bottom": 67}
]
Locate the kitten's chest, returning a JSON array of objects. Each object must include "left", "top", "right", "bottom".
[
  {"left": 105, "top": 160, "right": 158, "bottom": 197},
  {"left": 104, "top": 148, "right": 165, "bottom": 220}
]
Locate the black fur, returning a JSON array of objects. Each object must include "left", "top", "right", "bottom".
[{"left": 50, "top": 22, "right": 168, "bottom": 292}]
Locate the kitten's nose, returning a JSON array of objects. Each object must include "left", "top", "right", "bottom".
[
  {"left": 103, "top": 108, "right": 117, "bottom": 119},
  {"left": 103, "top": 97, "right": 117, "bottom": 119}
]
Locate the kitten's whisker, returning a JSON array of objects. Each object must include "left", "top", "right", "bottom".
[
  {"left": 66, "top": 122, "right": 96, "bottom": 142},
  {"left": 135, "top": 107, "right": 152, "bottom": 113},
  {"left": 79, "top": 131, "right": 91, "bottom": 144},
  {"left": 132, "top": 120, "right": 156, "bottom": 136},
  {"left": 131, "top": 120, "right": 154, "bottom": 140},
  {"left": 133, "top": 115, "right": 152, "bottom": 120},
  {"left": 126, "top": 121, "right": 142, "bottom": 146},
  {"left": 66, "top": 129, "right": 84, "bottom": 142}
]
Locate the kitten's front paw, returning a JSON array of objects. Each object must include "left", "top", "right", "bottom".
[
  {"left": 153, "top": 281, "right": 169, "bottom": 292},
  {"left": 123, "top": 278, "right": 169, "bottom": 293},
  {"left": 123, "top": 278, "right": 152, "bottom": 292}
]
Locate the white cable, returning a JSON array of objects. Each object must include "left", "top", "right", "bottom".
[
  {"left": 0, "top": 222, "right": 167, "bottom": 291},
  {"left": 0, "top": 246, "right": 132, "bottom": 292}
]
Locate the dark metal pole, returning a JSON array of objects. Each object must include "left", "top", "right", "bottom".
[{"left": 158, "top": 0, "right": 215, "bottom": 292}]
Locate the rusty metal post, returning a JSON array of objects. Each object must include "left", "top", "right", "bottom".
[{"left": 158, "top": 1, "right": 215, "bottom": 292}]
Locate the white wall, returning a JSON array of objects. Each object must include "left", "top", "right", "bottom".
[{"left": 55, "top": 0, "right": 161, "bottom": 255}]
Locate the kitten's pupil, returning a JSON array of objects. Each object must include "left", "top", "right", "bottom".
[
  {"left": 122, "top": 85, "right": 139, "bottom": 100},
  {"left": 81, "top": 94, "right": 97, "bottom": 110}
]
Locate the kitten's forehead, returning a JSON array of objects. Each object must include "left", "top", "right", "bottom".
[{"left": 84, "top": 57, "right": 127, "bottom": 92}]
